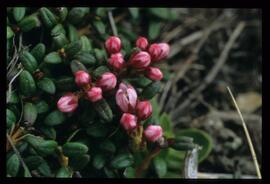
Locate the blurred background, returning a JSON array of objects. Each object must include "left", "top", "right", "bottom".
[{"left": 106, "top": 8, "right": 262, "bottom": 177}]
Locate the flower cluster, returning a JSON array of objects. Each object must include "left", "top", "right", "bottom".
[{"left": 57, "top": 35, "right": 170, "bottom": 143}]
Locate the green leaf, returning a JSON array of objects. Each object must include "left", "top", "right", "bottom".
[
  {"left": 44, "top": 110, "right": 66, "bottom": 126},
  {"left": 148, "top": 21, "right": 161, "bottom": 40},
  {"left": 39, "top": 126, "right": 56, "bottom": 140},
  {"left": 25, "top": 135, "right": 58, "bottom": 156},
  {"left": 51, "top": 24, "right": 66, "bottom": 36},
  {"left": 37, "top": 77, "right": 56, "bottom": 94},
  {"left": 69, "top": 154, "right": 90, "bottom": 171},
  {"left": 75, "top": 51, "right": 96, "bottom": 66},
  {"left": 37, "top": 160, "right": 52, "bottom": 177},
  {"left": 7, "top": 109, "right": 16, "bottom": 129},
  {"left": 153, "top": 157, "right": 167, "bottom": 178},
  {"left": 24, "top": 155, "right": 44, "bottom": 170},
  {"left": 62, "top": 142, "right": 89, "bottom": 157},
  {"left": 23, "top": 102, "right": 38, "bottom": 124},
  {"left": 7, "top": 154, "right": 20, "bottom": 177},
  {"left": 31, "top": 43, "right": 46, "bottom": 63},
  {"left": 35, "top": 100, "right": 49, "bottom": 114},
  {"left": 67, "top": 24, "right": 79, "bottom": 42},
  {"left": 7, "top": 26, "right": 14, "bottom": 39},
  {"left": 141, "top": 81, "right": 161, "bottom": 100},
  {"left": 148, "top": 8, "right": 176, "bottom": 20},
  {"left": 67, "top": 7, "right": 90, "bottom": 25},
  {"left": 70, "top": 60, "right": 87, "bottom": 74},
  {"left": 99, "top": 140, "right": 116, "bottom": 153},
  {"left": 13, "top": 7, "right": 26, "bottom": 22},
  {"left": 19, "top": 70, "right": 36, "bottom": 96},
  {"left": 93, "top": 99, "right": 113, "bottom": 123},
  {"left": 128, "top": 8, "right": 139, "bottom": 19},
  {"left": 123, "top": 167, "right": 135, "bottom": 178},
  {"left": 7, "top": 90, "right": 19, "bottom": 104},
  {"left": 159, "top": 113, "right": 174, "bottom": 138},
  {"left": 93, "top": 20, "right": 106, "bottom": 34},
  {"left": 111, "top": 153, "right": 134, "bottom": 169},
  {"left": 56, "top": 167, "right": 72, "bottom": 178},
  {"left": 80, "top": 36, "right": 92, "bottom": 52},
  {"left": 44, "top": 52, "right": 62, "bottom": 64},
  {"left": 92, "top": 154, "right": 106, "bottom": 170},
  {"left": 92, "top": 65, "right": 110, "bottom": 78},
  {"left": 86, "top": 123, "right": 108, "bottom": 138},
  {"left": 175, "top": 128, "right": 213, "bottom": 163},
  {"left": 18, "top": 15, "right": 41, "bottom": 32}
]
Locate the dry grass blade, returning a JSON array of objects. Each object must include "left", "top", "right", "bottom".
[{"left": 226, "top": 86, "right": 261, "bottom": 179}]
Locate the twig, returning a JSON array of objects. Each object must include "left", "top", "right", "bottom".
[
  {"left": 226, "top": 86, "right": 261, "bottom": 179},
  {"left": 108, "top": 10, "right": 118, "bottom": 36},
  {"left": 135, "top": 147, "right": 161, "bottom": 178},
  {"left": 171, "top": 22, "right": 246, "bottom": 120},
  {"left": 6, "top": 133, "right": 32, "bottom": 177}
]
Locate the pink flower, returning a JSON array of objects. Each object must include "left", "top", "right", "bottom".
[
  {"left": 129, "top": 51, "right": 151, "bottom": 69},
  {"left": 144, "top": 125, "right": 163, "bottom": 142},
  {"left": 96, "top": 72, "right": 117, "bottom": 91},
  {"left": 105, "top": 36, "right": 121, "bottom": 54},
  {"left": 57, "top": 93, "right": 78, "bottom": 112},
  {"left": 87, "top": 87, "right": 103, "bottom": 102},
  {"left": 116, "top": 83, "right": 137, "bottom": 113},
  {"left": 148, "top": 43, "right": 170, "bottom": 62},
  {"left": 74, "top": 70, "right": 91, "bottom": 87},
  {"left": 146, "top": 67, "right": 163, "bottom": 81},
  {"left": 108, "top": 53, "right": 124, "bottom": 70},
  {"left": 136, "top": 100, "right": 152, "bottom": 120},
  {"left": 120, "top": 113, "right": 137, "bottom": 131},
  {"left": 136, "top": 37, "right": 148, "bottom": 50}
]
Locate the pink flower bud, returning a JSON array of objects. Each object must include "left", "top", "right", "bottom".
[
  {"left": 146, "top": 67, "right": 163, "bottom": 81},
  {"left": 148, "top": 43, "right": 170, "bottom": 62},
  {"left": 120, "top": 113, "right": 137, "bottom": 131},
  {"left": 105, "top": 36, "right": 121, "bottom": 54},
  {"left": 87, "top": 87, "right": 103, "bottom": 102},
  {"left": 96, "top": 72, "right": 117, "bottom": 91},
  {"left": 57, "top": 93, "right": 78, "bottom": 112},
  {"left": 74, "top": 70, "right": 91, "bottom": 87},
  {"left": 129, "top": 51, "right": 151, "bottom": 69},
  {"left": 136, "top": 37, "right": 148, "bottom": 50},
  {"left": 116, "top": 83, "right": 137, "bottom": 113},
  {"left": 144, "top": 125, "right": 163, "bottom": 142},
  {"left": 136, "top": 100, "right": 152, "bottom": 120},
  {"left": 108, "top": 53, "right": 124, "bottom": 70}
]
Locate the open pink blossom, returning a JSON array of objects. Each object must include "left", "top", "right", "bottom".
[{"left": 116, "top": 83, "right": 137, "bottom": 113}]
